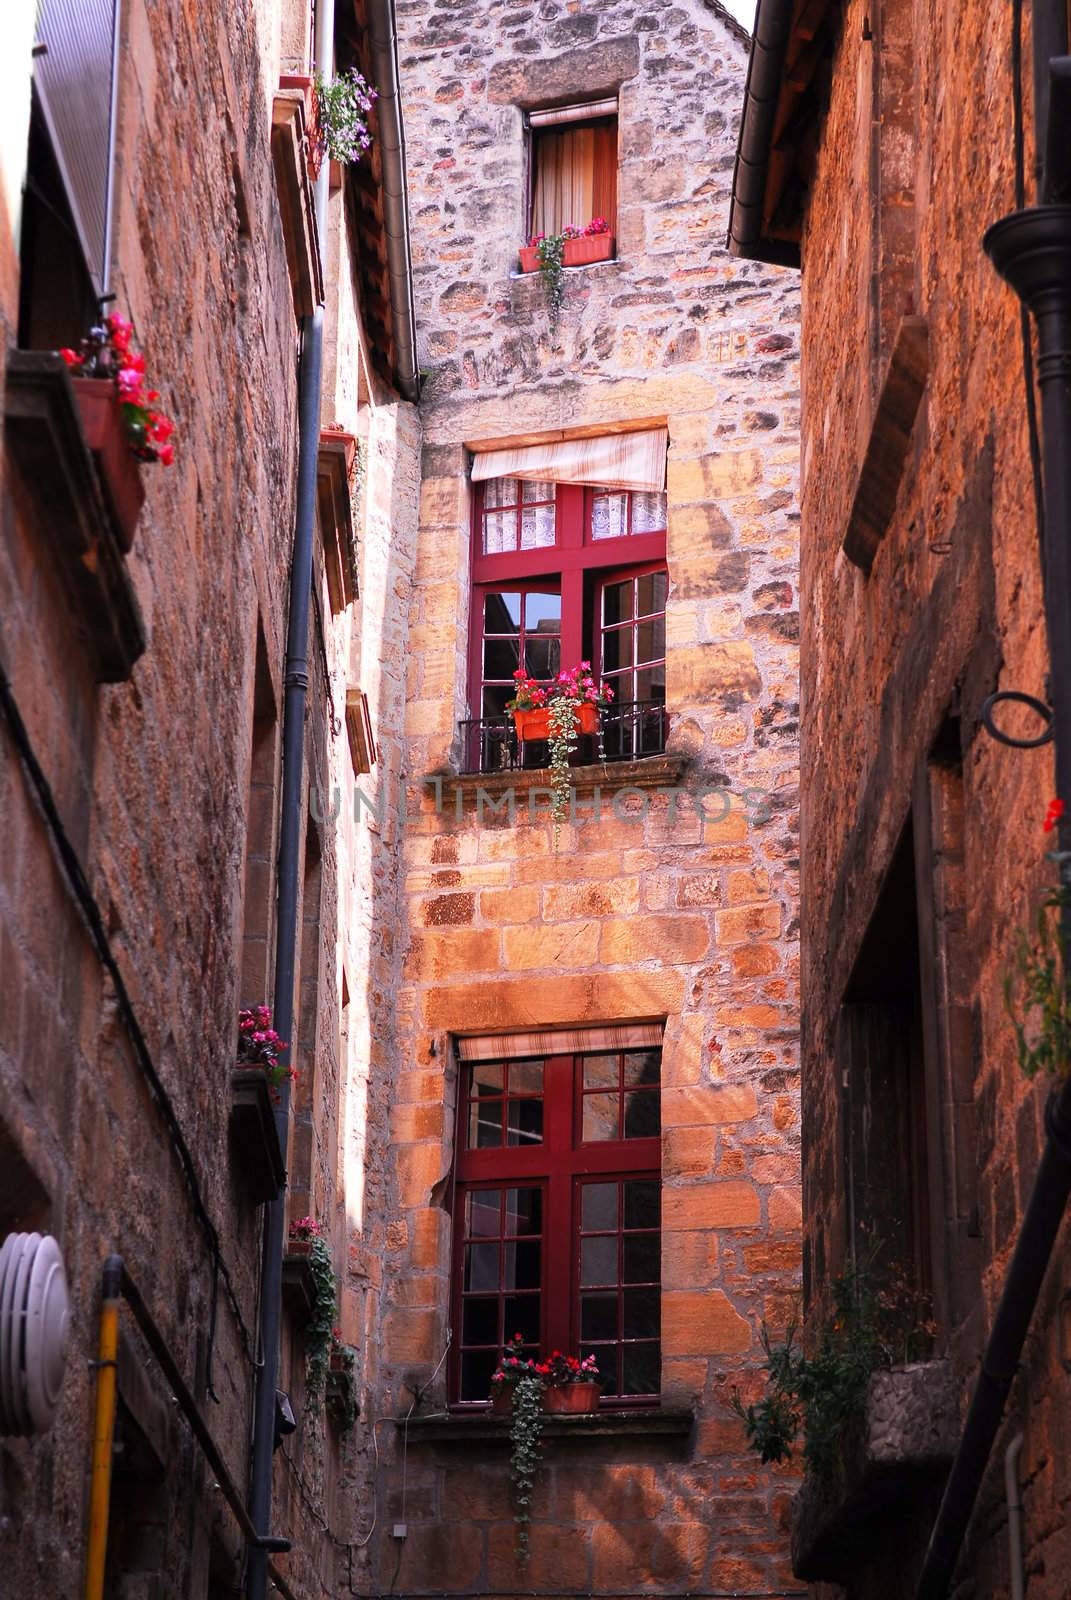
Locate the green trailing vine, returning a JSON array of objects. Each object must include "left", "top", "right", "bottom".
[
  {"left": 731, "top": 1252, "right": 935, "bottom": 1484},
  {"left": 508, "top": 1374, "right": 545, "bottom": 1559},
  {"left": 305, "top": 1236, "right": 338, "bottom": 1405},
  {"left": 547, "top": 696, "right": 579, "bottom": 846},
  {"left": 1004, "top": 885, "right": 1071, "bottom": 1078},
  {"left": 535, "top": 233, "right": 566, "bottom": 336}
]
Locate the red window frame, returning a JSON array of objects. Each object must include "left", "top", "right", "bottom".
[
  {"left": 595, "top": 562, "right": 668, "bottom": 709},
  {"left": 451, "top": 1050, "right": 661, "bottom": 1409},
  {"left": 469, "top": 481, "right": 667, "bottom": 718}
]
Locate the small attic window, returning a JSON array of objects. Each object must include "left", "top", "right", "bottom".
[{"left": 528, "top": 99, "right": 618, "bottom": 242}]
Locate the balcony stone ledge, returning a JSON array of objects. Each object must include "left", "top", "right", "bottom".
[
  {"left": 423, "top": 751, "right": 691, "bottom": 812},
  {"left": 403, "top": 1406, "right": 694, "bottom": 1449},
  {"left": 791, "top": 1359, "right": 960, "bottom": 1585}
]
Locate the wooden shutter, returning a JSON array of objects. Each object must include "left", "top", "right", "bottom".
[{"left": 33, "top": 0, "right": 121, "bottom": 293}]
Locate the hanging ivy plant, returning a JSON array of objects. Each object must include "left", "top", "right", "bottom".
[
  {"left": 534, "top": 233, "right": 566, "bottom": 335},
  {"left": 508, "top": 1373, "right": 544, "bottom": 1559},
  {"left": 305, "top": 1235, "right": 338, "bottom": 1404},
  {"left": 546, "top": 696, "right": 579, "bottom": 846}
]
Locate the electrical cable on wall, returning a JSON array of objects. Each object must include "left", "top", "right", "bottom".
[{"left": 0, "top": 666, "right": 259, "bottom": 1377}]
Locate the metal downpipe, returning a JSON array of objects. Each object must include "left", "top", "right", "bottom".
[
  {"left": 246, "top": 1, "right": 334, "bottom": 1592},
  {"left": 1004, "top": 1433, "right": 1026, "bottom": 1600}
]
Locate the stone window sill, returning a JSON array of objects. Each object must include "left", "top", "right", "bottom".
[
  {"left": 509, "top": 258, "right": 621, "bottom": 281},
  {"left": 271, "top": 91, "right": 324, "bottom": 317},
  {"left": 429, "top": 751, "right": 690, "bottom": 810},
  {"left": 403, "top": 1406, "right": 693, "bottom": 1446},
  {"left": 4, "top": 351, "right": 146, "bottom": 682},
  {"left": 792, "top": 1360, "right": 959, "bottom": 1584}
]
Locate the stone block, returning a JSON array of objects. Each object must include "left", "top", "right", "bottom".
[
  {"left": 599, "top": 915, "right": 709, "bottom": 965},
  {"left": 663, "top": 1181, "right": 761, "bottom": 1230},
  {"left": 662, "top": 1084, "right": 758, "bottom": 1126},
  {"left": 502, "top": 920, "right": 601, "bottom": 970},
  {"left": 662, "top": 1289, "right": 751, "bottom": 1355}
]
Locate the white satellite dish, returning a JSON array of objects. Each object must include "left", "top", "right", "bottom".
[{"left": 0, "top": 1233, "right": 70, "bottom": 1434}]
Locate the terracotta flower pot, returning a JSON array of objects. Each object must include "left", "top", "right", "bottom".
[
  {"left": 518, "top": 244, "right": 541, "bottom": 274},
  {"left": 287, "top": 1238, "right": 314, "bottom": 1258},
  {"left": 490, "top": 1385, "right": 514, "bottom": 1415},
  {"left": 543, "top": 1381, "right": 601, "bottom": 1415},
  {"left": 513, "top": 703, "right": 599, "bottom": 742},
  {"left": 563, "top": 234, "right": 614, "bottom": 268},
  {"left": 70, "top": 376, "right": 146, "bottom": 552}
]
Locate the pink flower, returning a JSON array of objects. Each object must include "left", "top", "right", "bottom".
[{"left": 159, "top": 443, "right": 174, "bottom": 466}]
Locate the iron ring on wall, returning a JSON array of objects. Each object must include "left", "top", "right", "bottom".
[{"left": 981, "top": 690, "right": 1055, "bottom": 748}]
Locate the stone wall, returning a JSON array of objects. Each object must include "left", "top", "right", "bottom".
[
  {"left": 0, "top": 3, "right": 418, "bottom": 1596},
  {"left": 797, "top": 0, "right": 1071, "bottom": 1593},
  {"left": 352, "top": 3, "right": 805, "bottom": 1596}
]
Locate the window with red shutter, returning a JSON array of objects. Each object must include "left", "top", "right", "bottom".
[{"left": 452, "top": 1048, "right": 662, "bottom": 1407}]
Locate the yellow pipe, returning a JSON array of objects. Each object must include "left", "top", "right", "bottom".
[{"left": 84, "top": 1260, "right": 122, "bottom": 1600}]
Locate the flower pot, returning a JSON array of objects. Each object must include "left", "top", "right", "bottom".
[
  {"left": 513, "top": 703, "right": 599, "bottom": 742},
  {"left": 70, "top": 376, "right": 145, "bottom": 552},
  {"left": 518, "top": 245, "right": 541, "bottom": 274},
  {"left": 543, "top": 1381, "right": 601, "bottom": 1414},
  {"left": 563, "top": 234, "right": 614, "bottom": 268},
  {"left": 287, "top": 1238, "right": 314, "bottom": 1258},
  {"left": 490, "top": 1386, "right": 514, "bottom": 1415}
]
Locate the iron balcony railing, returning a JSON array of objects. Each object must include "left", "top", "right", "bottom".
[{"left": 458, "top": 700, "right": 668, "bottom": 776}]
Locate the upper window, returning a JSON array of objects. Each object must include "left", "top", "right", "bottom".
[
  {"left": 528, "top": 100, "right": 618, "bottom": 241},
  {"left": 464, "top": 472, "right": 668, "bottom": 771},
  {"left": 453, "top": 1045, "right": 662, "bottom": 1407}
]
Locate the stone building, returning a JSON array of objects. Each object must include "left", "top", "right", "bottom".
[
  {"left": 0, "top": 0, "right": 419, "bottom": 1596},
  {"left": 339, "top": 3, "right": 804, "bottom": 1597},
  {"left": 730, "top": 0, "right": 1071, "bottom": 1596}
]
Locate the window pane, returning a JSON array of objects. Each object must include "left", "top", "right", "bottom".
[
  {"left": 484, "top": 636, "right": 520, "bottom": 680},
  {"left": 581, "top": 1235, "right": 617, "bottom": 1287},
  {"left": 466, "top": 1191, "right": 501, "bottom": 1236},
  {"left": 602, "top": 626, "right": 633, "bottom": 674},
  {"left": 622, "top": 1344, "right": 660, "bottom": 1396},
  {"left": 509, "top": 1061, "right": 544, "bottom": 1095},
  {"left": 461, "top": 1348, "right": 498, "bottom": 1402},
  {"left": 484, "top": 476, "right": 519, "bottom": 508},
  {"left": 521, "top": 502, "right": 556, "bottom": 549},
  {"left": 623, "top": 1233, "right": 660, "bottom": 1284},
  {"left": 583, "top": 1345, "right": 617, "bottom": 1396},
  {"left": 482, "top": 684, "right": 515, "bottom": 718},
  {"left": 623, "top": 1287, "right": 660, "bottom": 1338},
  {"left": 583, "top": 1055, "right": 618, "bottom": 1089},
  {"left": 462, "top": 1297, "right": 500, "bottom": 1346},
  {"left": 631, "top": 491, "right": 667, "bottom": 533},
  {"left": 507, "top": 1097, "right": 544, "bottom": 1145},
  {"left": 623, "top": 1180, "right": 660, "bottom": 1231},
  {"left": 521, "top": 479, "right": 555, "bottom": 504},
  {"left": 504, "top": 1294, "right": 541, "bottom": 1344},
  {"left": 484, "top": 592, "right": 522, "bottom": 632},
  {"left": 602, "top": 579, "right": 632, "bottom": 625},
  {"left": 524, "top": 592, "right": 562, "bottom": 631},
  {"left": 635, "top": 618, "right": 665, "bottom": 667},
  {"left": 472, "top": 1063, "right": 504, "bottom": 1093},
  {"left": 581, "top": 1292, "right": 618, "bottom": 1341},
  {"left": 623, "top": 1051, "right": 660, "bottom": 1087},
  {"left": 465, "top": 1242, "right": 500, "bottom": 1291},
  {"left": 483, "top": 510, "right": 515, "bottom": 555},
  {"left": 582, "top": 1093, "right": 620, "bottom": 1142},
  {"left": 525, "top": 636, "right": 561, "bottom": 679},
  {"left": 637, "top": 664, "right": 666, "bottom": 703},
  {"left": 636, "top": 571, "right": 668, "bottom": 617},
  {"left": 581, "top": 1182, "right": 619, "bottom": 1232},
  {"left": 592, "top": 492, "right": 628, "bottom": 541},
  {"left": 624, "top": 1089, "right": 660, "bottom": 1139},
  {"left": 470, "top": 1098, "right": 503, "bottom": 1148},
  {"left": 505, "top": 1188, "right": 543, "bottom": 1236},
  {"left": 504, "top": 1239, "right": 541, "bottom": 1290}
]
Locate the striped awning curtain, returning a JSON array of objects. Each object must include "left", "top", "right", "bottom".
[
  {"left": 455, "top": 1023, "right": 664, "bottom": 1062},
  {"left": 470, "top": 428, "right": 668, "bottom": 495}
]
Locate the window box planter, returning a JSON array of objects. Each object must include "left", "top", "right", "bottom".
[
  {"left": 791, "top": 1360, "right": 960, "bottom": 1584},
  {"left": 490, "top": 1386, "right": 514, "bottom": 1415},
  {"left": 543, "top": 1381, "right": 601, "bottom": 1415},
  {"left": 280, "top": 1250, "right": 317, "bottom": 1324},
  {"left": 513, "top": 703, "right": 599, "bottom": 741},
  {"left": 228, "top": 1069, "right": 285, "bottom": 1204},
  {"left": 563, "top": 234, "right": 614, "bottom": 268},
  {"left": 69, "top": 376, "right": 146, "bottom": 552},
  {"left": 518, "top": 244, "right": 540, "bottom": 274}
]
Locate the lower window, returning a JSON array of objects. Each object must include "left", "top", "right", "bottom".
[{"left": 452, "top": 1046, "right": 662, "bottom": 1406}]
